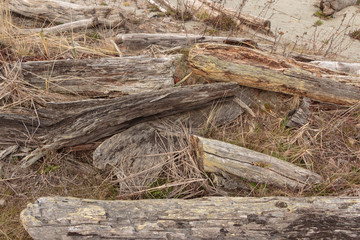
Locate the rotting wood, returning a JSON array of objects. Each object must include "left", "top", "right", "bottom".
[
  {"left": 8, "top": 0, "right": 125, "bottom": 27},
  {"left": 189, "top": 43, "right": 360, "bottom": 105},
  {"left": 195, "top": 136, "right": 322, "bottom": 189},
  {"left": 150, "top": 0, "right": 272, "bottom": 35},
  {"left": 311, "top": 60, "right": 360, "bottom": 76},
  {"left": 18, "top": 18, "right": 99, "bottom": 35},
  {"left": 115, "top": 33, "right": 257, "bottom": 50},
  {"left": 14, "top": 56, "right": 176, "bottom": 96},
  {"left": 286, "top": 97, "right": 311, "bottom": 128},
  {"left": 21, "top": 196, "right": 360, "bottom": 240},
  {"left": 0, "top": 83, "right": 239, "bottom": 167}
]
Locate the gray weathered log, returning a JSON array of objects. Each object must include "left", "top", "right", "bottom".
[
  {"left": 1, "top": 83, "right": 239, "bottom": 166},
  {"left": 311, "top": 60, "right": 360, "bottom": 76},
  {"left": 21, "top": 196, "right": 360, "bottom": 240},
  {"left": 195, "top": 136, "right": 322, "bottom": 189},
  {"left": 286, "top": 97, "right": 311, "bottom": 128},
  {"left": 189, "top": 43, "right": 360, "bottom": 105},
  {"left": 18, "top": 18, "right": 99, "bottom": 35},
  {"left": 16, "top": 56, "right": 176, "bottom": 96},
  {"left": 8, "top": 0, "right": 125, "bottom": 27},
  {"left": 320, "top": 0, "right": 357, "bottom": 16},
  {"left": 115, "top": 33, "right": 257, "bottom": 50}
]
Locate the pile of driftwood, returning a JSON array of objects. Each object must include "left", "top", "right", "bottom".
[{"left": 2, "top": 0, "right": 360, "bottom": 239}]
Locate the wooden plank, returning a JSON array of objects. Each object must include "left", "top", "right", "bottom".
[
  {"left": 21, "top": 196, "right": 360, "bottom": 240},
  {"left": 195, "top": 136, "right": 322, "bottom": 189},
  {"left": 8, "top": 0, "right": 125, "bottom": 27},
  {"left": 189, "top": 43, "right": 360, "bottom": 105},
  {"left": 115, "top": 33, "right": 257, "bottom": 50},
  {"left": 18, "top": 56, "right": 176, "bottom": 96}
]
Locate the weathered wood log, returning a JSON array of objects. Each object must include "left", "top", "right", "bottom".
[
  {"left": 311, "top": 60, "right": 360, "bottom": 76},
  {"left": 115, "top": 33, "right": 257, "bottom": 50},
  {"left": 1, "top": 83, "right": 239, "bottom": 167},
  {"left": 320, "top": 0, "right": 357, "bottom": 16},
  {"left": 195, "top": 136, "right": 322, "bottom": 189},
  {"left": 15, "top": 56, "right": 176, "bottom": 96},
  {"left": 18, "top": 18, "right": 99, "bottom": 35},
  {"left": 286, "top": 97, "right": 311, "bottom": 128},
  {"left": 189, "top": 43, "right": 360, "bottom": 105},
  {"left": 150, "top": 0, "right": 272, "bottom": 35},
  {"left": 8, "top": 0, "right": 125, "bottom": 27},
  {"left": 21, "top": 196, "right": 360, "bottom": 240}
]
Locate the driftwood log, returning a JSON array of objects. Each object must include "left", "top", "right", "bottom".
[
  {"left": 115, "top": 33, "right": 257, "bottom": 50},
  {"left": 21, "top": 196, "right": 360, "bottom": 240},
  {"left": 0, "top": 83, "right": 239, "bottom": 167},
  {"left": 150, "top": 0, "right": 272, "bottom": 35},
  {"left": 8, "top": 0, "right": 125, "bottom": 27},
  {"left": 15, "top": 56, "right": 176, "bottom": 96},
  {"left": 311, "top": 60, "right": 360, "bottom": 76},
  {"left": 320, "top": 0, "right": 357, "bottom": 16},
  {"left": 189, "top": 43, "right": 360, "bottom": 105},
  {"left": 195, "top": 136, "right": 322, "bottom": 189}
]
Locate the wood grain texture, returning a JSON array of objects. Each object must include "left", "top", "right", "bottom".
[
  {"left": 8, "top": 0, "right": 125, "bottom": 27},
  {"left": 21, "top": 196, "right": 360, "bottom": 239},
  {"left": 189, "top": 43, "right": 360, "bottom": 105},
  {"left": 115, "top": 33, "right": 257, "bottom": 49},
  {"left": 196, "top": 136, "right": 323, "bottom": 189},
  {"left": 18, "top": 56, "right": 176, "bottom": 96}
]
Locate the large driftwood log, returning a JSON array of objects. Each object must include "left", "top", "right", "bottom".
[
  {"left": 15, "top": 56, "right": 176, "bottom": 96},
  {"left": 0, "top": 83, "right": 239, "bottom": 167},
  {"left": 311, "top": 60, "right": 360, "bottom": 76},
  {"left": 320, "top": 0, "right": 357, "bottom": 16},
  {"left": 8, "top": 0, "right": 125, "bottom": 27},
  {"left": 189, "top": 43, "right": 360, "bottom": 105},
  {"left": 195, "top": 136, "right": 322, "bottom": 189},
  {"left": 150, "top": 0, "right": 272, "bottom": 35},
  {"left": 115, "top": 33, "right": 257, "bottom": 50},
  {"left": 21, "top": 196, "right": 360, "bottom": 240}
]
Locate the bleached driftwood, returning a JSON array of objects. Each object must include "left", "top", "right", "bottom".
[
  {"left": 8, "top": 0, "right": 125, "bottom": 27},
  {"left": 189, "top": 43, "right": 360, "bottom": 105},
  {"left": 21, "top": 196, "right": 360, "bottom": 240},
  {"left": 16, "top": 56, "right": 176, "bottom": 96},
  {"left": 320, "top": 0, "right": 357, "bottom": 16},
  {"left": 18, "top": 18, "right": 98, "bottom": 35},
  {"left": 115, "top": 33, "right": 257, "bottom": 50},
  {"left": 311, "top": 60, "right": 360, "bottom": 76},
  {"left": 149, "top": 0, "right": 272, "bottom": 35},
  {"left": 195, "top": 136, "right": 322, "bottom": 189}
]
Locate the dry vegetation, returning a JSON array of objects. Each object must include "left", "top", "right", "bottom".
[{"left": 0, "top": 0, "right": 360, "bottom": 239}]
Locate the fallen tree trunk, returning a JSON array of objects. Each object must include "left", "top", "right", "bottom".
[
  {"left": 21, "top": 196, "right": 360, "bottom": 240},
  {"left": 189, "top": 43, "right": 360, "bottom": 105},
  {"left": 18, "top": 18, "right": 99, "bottom": 35},
  {"left": 195, "top": 136, "right": 322, "bottom": 189},
  {"left": 16, "top": 56, "right": 176, "bottom": 96},
  {"left": 311, "top": 60, "right": 360, "bottom": 76},
  {"left": 1, "top": 83, "right": 239, "bottom": 167},
  {"left": 8, "top": 0, "right": 125, "bottom": 27},
  {"left": 150, "top": 0, "right": 272, "bottom": 35},
  {"left": 115, "top": 33, "right": 257, "bottom": 50}
]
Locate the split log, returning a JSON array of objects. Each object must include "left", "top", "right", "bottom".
[
  {"left": 195, "top": 136, "right": 322, "bottom": 189},
  {"left": 115, "top": 33, "right": 257, "bottom": 50},
  {"left": 15, "top": 56, "right": 176, "bottom": 96},
  {"left": 8, "top": 0, "right": 125, "bottom": 27},
  {"left": 150, "top": 0, "right": 272, "bottom": 35},
  {"left": 189, "top": 43, "right": 360, "bottom": 105},
  {"left": 311, "top": 60, "right": 360, "bottom": 76},
  {"left": 1, "top": 83, "right": 239, "bottom": 167},
  {"left": 18, "top": 18, "right": 99, "bottom": 35},
  {"left": 21, "top": 196, "right": 360, "bottom": 240}
]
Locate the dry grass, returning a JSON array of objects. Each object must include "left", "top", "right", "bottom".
[{"left": 1, "top": 0, "right": 360, "bottom": 239}]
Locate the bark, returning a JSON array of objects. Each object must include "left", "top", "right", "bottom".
[
  {"left": 115, "top": 33, "right": 257, "bottom": 50},
  {"left": 195, "top": 136, "right": 322, "bottom": 189},
  {"left": 21, "top": 196, "right": 360, "bottom": 240},
  {"left": 0, "top": 83, "right": 239, "bottom": 167},
  {"left": 8, "top": 0, "right": 125, "bottom": 27},
  {"left": 189, "top": 43, "right": 360, "bottom": 105},
  {"left": 16, "top": 56, "right": 176, "bottom": 96},
  {"left": 18, "top": 18, "right": 99, "bottom": 35},
  {"left": 311, "top": 60, "right": 360, "bottom": 75},
  {"left": 150, "top": 0, "right": 272, "bottom": 35}
]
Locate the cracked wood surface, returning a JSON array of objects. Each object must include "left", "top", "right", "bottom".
[
  {"left": 21, "top": 196, "right": 360, "bottom": 239},
  {"left": 189, "top": 43, "right": 360, "bottom": 105}
]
